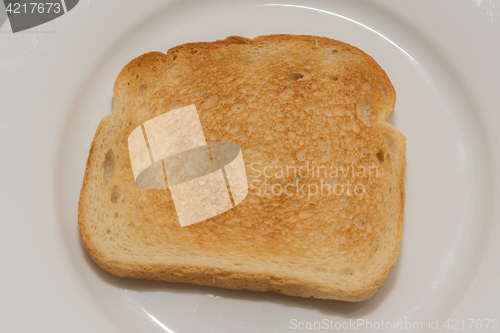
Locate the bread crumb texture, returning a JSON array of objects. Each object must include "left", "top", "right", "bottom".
[{"left": 79, "top": 35, "right": 406, "bottom": 301}]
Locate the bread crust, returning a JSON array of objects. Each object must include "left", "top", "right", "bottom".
[{"left": 79, "top": 34, "right": 406, "bottom": 302}]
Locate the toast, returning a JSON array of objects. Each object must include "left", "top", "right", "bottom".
[{"left": 78, "top": 35, "right": 406, "bottom": 301}]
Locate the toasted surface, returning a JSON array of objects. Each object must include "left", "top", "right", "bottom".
[{"left": 79, "top": 34, "right": 406, "bottom": 301}]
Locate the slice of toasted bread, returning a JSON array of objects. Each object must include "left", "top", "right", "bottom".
[{"left": 78, "top": 34, "right": 406, "bottom": 301}]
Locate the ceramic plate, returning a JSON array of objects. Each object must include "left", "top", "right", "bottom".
[{"left": 1, "top": 0, "right": 499, "bottom": 332}]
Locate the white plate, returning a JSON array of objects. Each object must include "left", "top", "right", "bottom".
[{"left": 1, "top": 0, "right": 499, "bottom": 332}]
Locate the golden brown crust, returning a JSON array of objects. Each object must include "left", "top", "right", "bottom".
[
  {"left": 78, "top": 34, "right": 405, "bottom": 302},
  {"left": 82, "top": 237, "right": 378, "bottom": 302}
]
